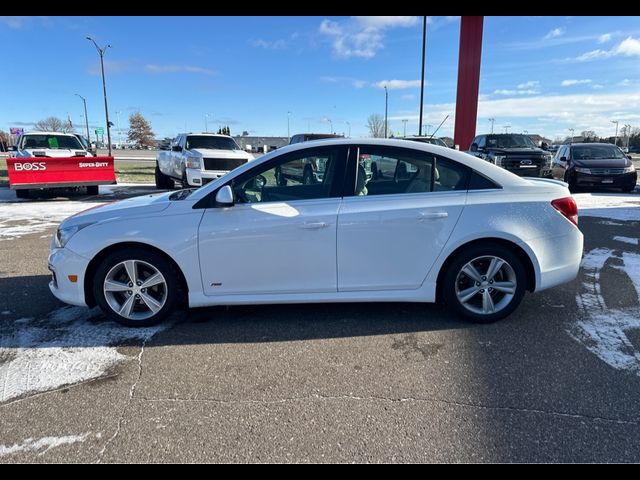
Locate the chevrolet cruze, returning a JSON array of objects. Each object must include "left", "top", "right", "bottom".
[{"left": 49, "top": 139, "right": 583, "bottom": 326}]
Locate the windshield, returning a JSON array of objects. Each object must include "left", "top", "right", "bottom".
[
  {"left": 572, "top": 145, "right": 626, "bottom": 160},
  {"left": 186, "top": 136, "right": 239, "bottom": 150},
  {"left": 19, "top": 134, "right": 83, "bottom": 150},
  {"left": 486, "top": 135, "right": 537, "bottom": 149}
]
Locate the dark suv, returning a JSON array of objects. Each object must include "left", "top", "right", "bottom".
[{"left": 469, "top": 134, "right": 553, "bottom": 178}]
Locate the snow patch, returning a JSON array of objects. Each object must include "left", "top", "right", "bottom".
[
  {"left": 0, "top": 306, "right": 166, "bottom": 403},
  {"left": 613, "top": 236, "right": 639, "bottom": 245},
  {"left": 0, "top": 433, "right": 90, "bottom": 457},
  {"left": 574, "top": 193, "right": 640, "bottom": 221}
]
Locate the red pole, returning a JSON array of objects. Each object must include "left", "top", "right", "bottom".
[{"left": 453, "top": 16, "right": 484, "bottom": 151}]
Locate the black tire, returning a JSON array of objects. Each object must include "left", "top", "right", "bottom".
[
  {"left": 155, "top": 164, "right": 174, "bottom": 190},
  {"left": 302, "top": 166, "right": 314, "bottom": 185},
  {"left": 87, "top": 185, "right": 99, "bottom": 195},
  {"left": 15, "top": 189, "right": 30, "bottom": 199},
  {"left": 442, "top": 243, "right": 526, "bottom": 323},
  {"left": 93, "top": 247, "right": 180, "bottom": 327},
  {"left": 622, "top": 185, "right": 635, "bottom": 193},
  {"left": 181, "top": 170, "right": 189, "bottom": 189}
]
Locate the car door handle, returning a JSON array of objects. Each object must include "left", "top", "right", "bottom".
[
  {"left": 418, "top": 212, "right": 448, "bottom": 220},
  {"left": 302, "top": 222, "right": 330, "bottom": 229}
]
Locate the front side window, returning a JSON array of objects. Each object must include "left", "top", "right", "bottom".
[{"left": 233, "top": 146, "right": 344, "bottom": 204}]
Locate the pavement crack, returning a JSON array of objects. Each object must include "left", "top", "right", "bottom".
[
  {"left": 94, "top": 337, "right": 149, "bottom": 463},
  {"left": 140, "top": 393, "right": 639, "bottom": 426}
]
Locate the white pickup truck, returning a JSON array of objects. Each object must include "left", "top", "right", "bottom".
[{"left": 155, "top": 133, "right": 252, "bottom": 189}]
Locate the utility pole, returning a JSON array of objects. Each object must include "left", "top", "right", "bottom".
[
  {"left": 287, "top": 111, "right": 291, "bottom": 138},
  {"left": 488, "top": 118, "right": 495, "bottom": 134},
  {"left": 86, "top": 36, "right": 113, "bottom": 156},
  {"left": 384, "top": 86, "right": 388, "bottom": 138},
  {"left": 418, "top": 15, "right": 427, "bottom": 137},
  {"left": 74, "top": 94, "right": 90, "bottom": 146},
  {"left": 611, "top": 120, "right": 619, "bottom": 146},
  {"left": 402, "top": 119, "right": 408, "bottom": 137}
]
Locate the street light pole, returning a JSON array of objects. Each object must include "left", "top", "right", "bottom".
[
  {"left": 86, "top": 36, "right": 113, "bottom": 156},
  {"left": 611, "top": 120, "right": 619, "bottom": 146},
  {"left": 504, "top": 125, "right": 510, "bottom": 134},
  {"left": 345, "top": 121, "right": 351, "bottom": 137},
  {"left": 205, "top": 114, "right": 208, "bottom": 133},
  {"left": 384, "top": 86, "right": 388, "bottom": 138},
  {"left": 488, "top": 118, "right": 495, "bottom": 134},
  {"left": 115, "top": 110, "right": 122, "bottom": 148},
  {"left": 74, "top": 94, "right": 90, "bottom": 147},
  {"left": 625, "top": 124, "right": 632, "bottom": 150},
  {"left": 402, "top": 119, "right": 408, "bottom": 137},
  {"left": 418, "top": 15, "right": 427, "bottom": 137},
  {"left": 287, "top": 111, "right": 291, "bottom": 138},
  {"left": 569, "top": 128, "right": 575, "bottom": 144}
]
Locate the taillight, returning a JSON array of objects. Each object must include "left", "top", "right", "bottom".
[{"left": 551, "top": 196, "right": 579, "bottom": 226}]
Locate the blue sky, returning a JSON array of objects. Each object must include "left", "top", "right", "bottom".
[{"left": 1, "top": 16, "right": 639, "bottom": 142}]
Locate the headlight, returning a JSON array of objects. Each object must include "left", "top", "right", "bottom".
[
  {"left": 185, "top": 156, "right": 201, "bottom": 169},
  {"left": 493, "top": 155, "right": 506, "bottom": 167},
  {"left": 574, "top": 167, "right": 592, "bottom": 174},
  {"left": 544, "top": 154, "right": 553, "bottom": 167},
  {"left": 623, "top": 165, "right": 636, "bottom": 173},
  {"left": 55, "top": 223, "right": 94, "bottom": 248}
]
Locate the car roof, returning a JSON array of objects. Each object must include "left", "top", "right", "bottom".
[{"left": 22, "top": 131, "right": 76, "bottom": 136}]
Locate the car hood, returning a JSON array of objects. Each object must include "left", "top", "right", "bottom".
[
  {"left": 572, "top": 157, "right": 632, "bottom": 168},
  {"left": 488, "top": 147, "right": 546, "bottom": 155},
  {"left": 17, "top": 149, "right": 89, "bottom": 158},
  {"left": 190, "top": 148, "right": 251, "bottom": 159},
  {"left": 60, "top": 191, "right": 177, "bottom": 228}
]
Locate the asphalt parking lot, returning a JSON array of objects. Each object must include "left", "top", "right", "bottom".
[{"left": 1, "top": 184, "right": 640, "bottom": 462}]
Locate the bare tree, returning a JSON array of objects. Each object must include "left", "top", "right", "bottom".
[
  {"left": 127, "top": 112, "right": 155, "bottom": 147},
  {"left": 367, "top": 114, "right": 385, "bottom": 138},
  {"left": 0, "top": 130, "right": 9, "bottom": 152},
  {"left": 35, "top": 116, "right": 74, "bottom": 133}
]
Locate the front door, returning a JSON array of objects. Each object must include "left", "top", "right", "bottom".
[{"left": 198, "top": 145, "right": 348, "bottom": 296}]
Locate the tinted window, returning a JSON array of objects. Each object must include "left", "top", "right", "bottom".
[
  {"left": 486, "top": 135, "right": 536, "bottom": 148},
  {"left": 20, "top": 134, "right": 83, "bottom": 150},
  {"left": 233, "top": 147, "right": 343, "bottom": 204},
  {"left": 186, "top": 136, "right": 239, "bottom": 150},
  {"left": 476, "top": 136, "right": 486, "bottom": 148},
  {"left": 433, "top": 158, "right": 469, "bottom": 191},
  {"left": 572, "top": 145, "right": 626, "bottom": 160},
  {"left": 469, "top": 171, "right": 500, "bottom": 190}
]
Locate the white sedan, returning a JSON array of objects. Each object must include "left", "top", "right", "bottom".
[{"left": 48, "top": 139, "right": 583, "bottom": 327}]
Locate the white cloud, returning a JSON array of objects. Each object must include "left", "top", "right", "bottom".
[
  {"left": 517, "top": 80, "right": 540, "bottom": 89},
  {"left": 401, "top": 94, "right": 416, "bottom": 100},
  {"left": 575, "top": 36, "right": 640, "bottom": 61},
  {"left": 615, "top": 36, "right": 640, "bottom": 56},
  {"left": 591, "top": 84, "right": 605, "bottom": 89},
  {"left": 544, "top": 27, "right": 565, "bottom": 40},
  {"left": 144, "top": 64, "right": 216, "bottom": 75},
  {"left": 352, "top": 79, "right": 367, "bottom": 89},
  {"left": 319, "top": 16, "right": 418, "bottom": 59},
  {"left": 493, "top": 89, "right": 539, "bottom": 96},
  {"left": 561, "top": 79, "right": 592, "bottom": 86},
  {"left": 251, "top": 38, "right": 287, "bottom": 50},
  {"left": 374, "top": 79, "right": 422, "bottom": 90},
  {"left": 598, "top": 33, "right": 612, "bottom": 44},
  {"left": 619, "top": 79, "right": 633, "bottom": 86}
]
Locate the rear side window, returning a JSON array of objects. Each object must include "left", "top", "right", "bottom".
[
  {"left": 433, "top": 158, "right": 469, "bottom": 191},
  {"left": 468, "top": 171, "right": 501, "bottom": 190}
]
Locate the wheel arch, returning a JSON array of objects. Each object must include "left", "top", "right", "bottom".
[
  {"left": 84, "top": 241, "right": 189, "bottom": 308},
  {"left": 435, "top": 237, "right": 537, "bottom": 303}
]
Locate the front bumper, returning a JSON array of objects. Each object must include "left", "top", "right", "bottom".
[
  {"left": 573, "top": 171, "right": 637, "bottom": 188},
  {"left": 186, "top": 168, "right": 228, "bottom": 187},
  {"left": 48, "top": 247, "right": 91, "bottom": 306}
]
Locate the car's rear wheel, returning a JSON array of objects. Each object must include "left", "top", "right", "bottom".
[
  {"left": 15, "top": 189, "right": 30, "bottom": 199},
  {"left": 93, "top": 248, "right": 179, "bottom": 327},
  {"left": 442, "top": 244, "right": 526, "bottom": 323}
]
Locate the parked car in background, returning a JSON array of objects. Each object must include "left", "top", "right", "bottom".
[
  {"left": 49, "top": 138, "right": 583, "bottom": 327},
  {"left": 551, "top": 143, "right": 637, "bottom": 192},
  {"left": 469, "top": 134, "right": 553, "bottom": 178},
  {"left": 402, "top": 136, "right": 450, "bottom": 148},
  {"left": 279, "top": 133, "right": 345, "bottom": 185},
  {"left": 155, "top": 133, "right": 253, "bottom": 189}
]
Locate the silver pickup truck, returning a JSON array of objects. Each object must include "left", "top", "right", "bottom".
[{"left": 155, "top": 133, "right": 253, "bottom": 188}]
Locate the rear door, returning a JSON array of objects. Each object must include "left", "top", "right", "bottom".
[{"left": 337, "top": 145, "right": 468, "bottom": 291}]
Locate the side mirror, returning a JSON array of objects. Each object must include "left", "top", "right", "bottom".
[
  {"left": 541, "top": 142, "right": 549, "bottom": 150},
  {"left": 470, "top": 143, "right": 478, "bottom": 152},
  {"left": 559, "top": 156, "right": 567, "bottom": 163},
  {"left": 628, "top": 154, "right": 633, "bottom": 160},
  {"left": 8, "top": 145, "right": 17, "bottom": 151},
  {"left": 215, "top": 185, "right": 234, "bottom": 207},
  {"left": 171, "top": 145, "right": 182, "bottom": 152}
]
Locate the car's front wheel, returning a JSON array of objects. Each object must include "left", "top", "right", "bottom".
[
  {"left": 93, "top": 248, "right": 179, "bottom": 327},
  {"left": 442, "top": 244, "right": 526, "bottom": 323}
]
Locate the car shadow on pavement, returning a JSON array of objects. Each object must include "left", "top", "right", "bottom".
[{"left": 0, "top": 275, "right": 465, "bottom": 349}]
